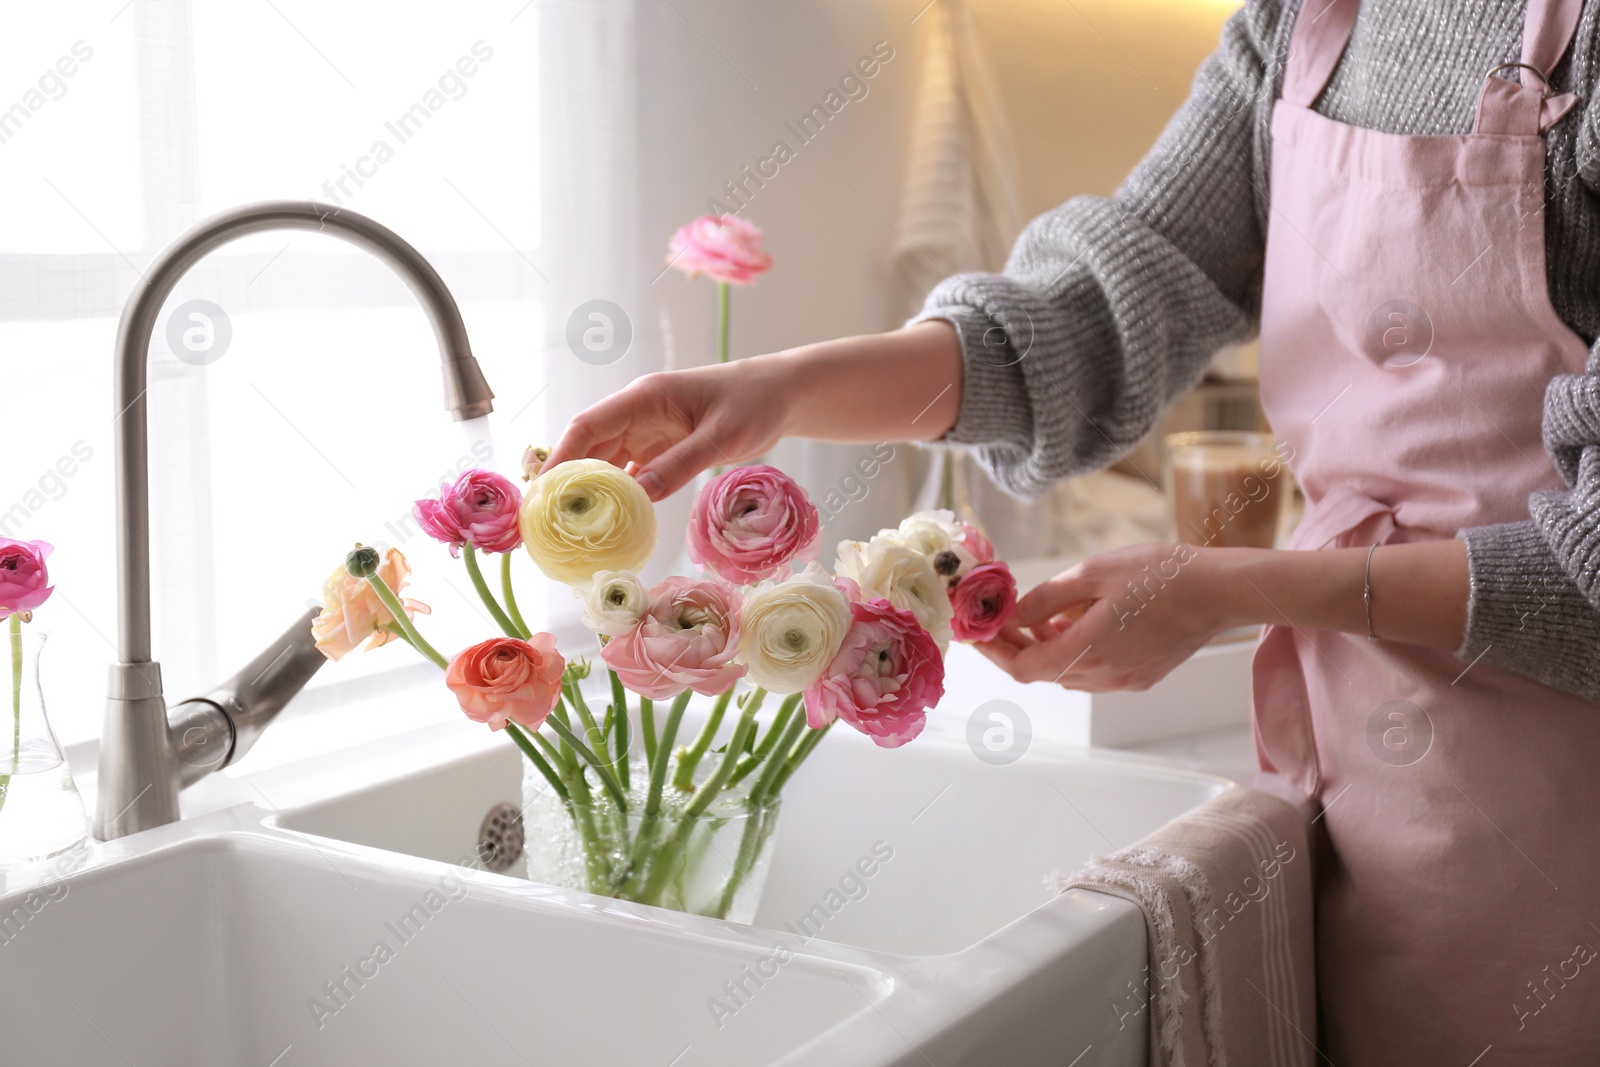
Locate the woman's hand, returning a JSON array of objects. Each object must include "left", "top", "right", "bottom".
[
  {"left": 545, "top": 321, "right": 965, "bottom": 502},
  {"left": 975, "top": 542, "right": 1232, "bottom": 692},
  {"left": 545, "top": 360, "right": 795, "bottom": 501}
]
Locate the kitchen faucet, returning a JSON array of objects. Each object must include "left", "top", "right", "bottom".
[{"left": 96, "top": 201, "right": 495, "bottom": 841}]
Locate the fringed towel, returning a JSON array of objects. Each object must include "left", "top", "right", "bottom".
[{"left": 1050, "top": 786, "right": 1318, "bottom": 1067}]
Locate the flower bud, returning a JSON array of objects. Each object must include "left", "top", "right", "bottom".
[
  {"left": 521, "top": 445, "right": 552, "bottom": 482},
  {"left": 345, "top": 544, "right": 381, "bottom": 579}
]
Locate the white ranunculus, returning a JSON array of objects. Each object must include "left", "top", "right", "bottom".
[
  {"left": 578, "top": 570, "right": 649, "bottom": 637},
  {"left": 834, "top": 536, "right": 954, "bottom": 652},
  {"left": 881, "top": 508, "right": 977, "bottom": 580},
  {"left": 736, "top": 565, "right": 852, "bottom": 693}
]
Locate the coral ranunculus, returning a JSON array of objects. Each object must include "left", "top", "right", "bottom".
[
  {"left": 666, "top": 215, "right": 772, "bottom": 286},
  {"left": 415, "top": 469, "right": 524, "bottom": 556},
  {"left": 804, "top": 598, "right": 944, "bottom": 749},
  {"left": 312, "top": 548, "right": 431, "bottom": 661},
  {"left": 446, "top": 634, "right": 566, "bottom": 732},
  {"left": 520, "top": 459, "right": 657, "bottom": 586},
  {"left": 601, "top": 577, "right": 746, "bottom": 700},
  {"left": 0, "top": 539, "right": 54, "bottom": 618},
  {"left": 950, "top": 561, "right": 1018, "bottom": 643},
  {"left": 688, "top": 465, "right": 821, "bottom": 585}
]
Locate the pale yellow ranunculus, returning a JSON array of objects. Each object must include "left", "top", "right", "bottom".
[{"left": 520, "top": 459, "right": 657, "bottom": 586}]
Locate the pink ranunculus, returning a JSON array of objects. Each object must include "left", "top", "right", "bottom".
[
  {"left": 804, "top": 598, "right": 945, "bottom": 750},
  {"left": 957, "top": 522, "right": 996, "bottom": 566},
  {"left": 950, "top": 561, "right": 1017, "bottom": 643},
  {"left": 414, "top": 469, "right": 524, "bottom": 556},
  {"left": 687, "top": 465, "right": 821, "bottom": 585},
  {"left": 0, "top": 539, "right": 53, "bottom": 618},
  {"left": 446, "top": 634, "right": 566, "bottom": 732},
  {"left": 602, "top": 577, "right": 746, "bottom": 700},
  {"left": 666, "top": 215, "right": 772, "bottom": 286}
]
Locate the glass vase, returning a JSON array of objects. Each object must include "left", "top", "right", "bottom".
[
  {"left": 522, "top": 755, "right": 781, "bottom": 924},
  {"left": 0, "top": 628, "right": 88, "bottom": 866}
]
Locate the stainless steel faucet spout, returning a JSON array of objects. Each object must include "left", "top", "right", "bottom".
[{"left": 95, "top": 201, "right": 495, "bottom": 841}]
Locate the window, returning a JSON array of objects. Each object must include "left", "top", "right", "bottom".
[{"left": 2, "top": 2, "right": 551, "bottom": 743}]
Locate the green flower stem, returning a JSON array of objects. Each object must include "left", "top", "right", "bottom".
[
  {"left": 365, "top": 574, "right": 448, "bottom": 669},
  {"left": 748, "top": 705, "right": 808, "bottom": 806},
  {"left": 545, "top": 715, "right": 627, "bottom": 810},
  {"left": 463, "top": 545, "right": 521, "bottom": 640},
  {"left": 533, "top": 730, "right": 569, "bottom": 774},
  {"left": 499, "top": 552, "right": 532, "bottom": 639},
  {"left": 639, "top": 697, "right": 657, "bottom": 770},
  {"left": 608, "top": 668, "right": 630, "bottom": 793},
  {"left": 716, "top": 280, "right": 730, "bottom": 364},
  {"left": 768, "top": 720, "right": 833, "bottom": 796},
  {"left": 505, "top": 723, "right": 568, "bottom": 803},
  {"left": 562, "top": 675, "right": 615, "bottom": 782},
  {"left": 672, "top": 687, "right": 739, "bottom": 792},
  {"left": 646, "top": 691, "right": 692, "bottom": 818},
  {"left": 562, "top": 761, "right": 611, "bottom": 891},
  {"left": 639, "top": 711, "right": 757, "bottom": 904},
  {"left": 727, "top": 692, "right": 800, "bottom": 788},
  {"left": 548, "top": 703, "right": 577, "bottom": 768},
  {"left": 715, "top": 803, "right": 770, "bottom": 919},
  {"left": 0, "top": 614, "right": 20, "bottom": 818}
]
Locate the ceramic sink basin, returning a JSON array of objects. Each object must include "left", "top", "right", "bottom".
[
  {"left": 0, "top": 815, "right": 891, "bottom": 1067},
  {"left": 1, "top": 669, "right": 1230, "bottom": 1067}
]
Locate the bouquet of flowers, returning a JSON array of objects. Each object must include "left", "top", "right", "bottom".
[{"left": 315, "top": 454, "right": 1017, "bottom": 920}]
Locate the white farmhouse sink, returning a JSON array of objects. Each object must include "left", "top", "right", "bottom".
[{"left": 0, "top": 674, "right": 1230, "bottom": 1067}]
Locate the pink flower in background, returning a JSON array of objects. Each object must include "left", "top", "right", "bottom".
[
  {"left": 950, "top": 561, "right": 1017, "bottom": 643},
  {"left": 666, "top": 215, "right": 772, "bottom": 285},
  {"left": 415, "top": 470, "right": 524, "bottom": 556},
  {"left": 446, "top": 634, "right": 566, "bottom": 732},
  {"left": 957, "top": 522, "right": 996, "bottom": 566},
  {"left": 688, "top": 465, "right": 821, "bottom": 584},
  {"left": 0, "top": 539, "right": 53, "bottom": 618},
  {"left": 312, "top": 548, "right": 431, "bottom": 660},
  {"left": 602, "top": 577, "right": 747, "bottom": 699},
  {"left": 805, "top": 598, "right": 944, "bottom": 749}
]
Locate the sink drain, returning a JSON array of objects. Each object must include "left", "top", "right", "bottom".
[{"left": 477, "top": 802, "right": 525, "bottom": 873}]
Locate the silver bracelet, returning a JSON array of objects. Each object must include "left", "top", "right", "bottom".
[{"left": 1364, "top": 543, "right": 1380, "bottom": 641}]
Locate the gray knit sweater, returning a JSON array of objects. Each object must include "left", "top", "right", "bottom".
[{"left": 918, "top": 0, "right": 1600, "bottom": 700}]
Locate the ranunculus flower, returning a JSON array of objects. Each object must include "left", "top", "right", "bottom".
[
  {"left": 0, "top": 539, "right": 53, "bottom": 618},
  {"left": 312, "top": 547, "right": 431, "bottom": 660},
  {"left": 666, "top": 215, "right": 772, "bottom": 286},
  {"left": 578, "top": 570, "right": 649, "bottom": 638},
  {"left": 688, "top": 465, "right": 821, "bottom": 585},
  {"left": 446, "top": 633, "right": 565, "bottom": 732},
  {"left": 602, "top": 577, "right": 746, "bottom": 700},
  {"left": 521, "top": 445, "right": 550, "bottom": 482},
  {"left": 835, "top": 537, "right": 954, "bottom": 652},
  {"left": 520, "top": 459, "right": 657, "bottom": 586},
  {"left": 804, "top": 598, "right": 945, "bottom": 749},
  {"left": 414, "top": 469, "right": 524, "bottom": 556},
  {"left": 736, "top": 564, "right": 852, "bottom": 693},
  {"left": 957, "top": 521, "right": 995, "bottom": 566},
  {"left": 950, "top": 561, "right": 1017, "bottom": 643}
]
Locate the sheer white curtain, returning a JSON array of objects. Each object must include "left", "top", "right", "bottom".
[{"left": 2, "top": 0, "right": 555, "bottom": 742}]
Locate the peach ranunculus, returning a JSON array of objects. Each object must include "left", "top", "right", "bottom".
[
  {"left": 311, "top": 547, "right": 431, "bottom": 661},
  {"left": 601, "top": 576, "right": 746, "bottom": 700},
  {"left": 666, "top": 215, "right": 772, "bottom": 286},
  {"left": 446, "top": 634, "right": 566, "bottom": 732}
]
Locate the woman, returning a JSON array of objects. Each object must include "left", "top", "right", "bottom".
[{"left": 547, "top": 1, "right": 1600, "bottom": 1060}]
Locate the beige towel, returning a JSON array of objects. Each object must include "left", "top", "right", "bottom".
[
  {"left": 1050, "top": 786, "right": 1318, "bottom": 1067},
  {"left": 890, "top": 0, "right": 1024, "bottom": 312}
]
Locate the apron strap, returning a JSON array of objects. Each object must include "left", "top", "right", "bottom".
[
  {"left": 1281, "top": 0, "right": 1361, "bottom": 108},
  {"left": 1474, "top": 0, "right": 1585, "bottom": 134}
]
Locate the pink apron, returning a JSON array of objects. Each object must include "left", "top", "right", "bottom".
[{"left": 1253, "top": 0, "right": 1600, "bottom": 1061}]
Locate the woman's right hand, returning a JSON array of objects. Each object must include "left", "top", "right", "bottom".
[{"left": 544, "top": 358, "right": 794, "bottom": 501}]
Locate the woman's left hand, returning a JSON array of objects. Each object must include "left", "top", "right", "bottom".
[{"left": 975, "top": 542, "right": 1234, "bottom": 692}]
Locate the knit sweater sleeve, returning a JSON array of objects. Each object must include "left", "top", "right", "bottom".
[{"left": 909, "top": 0, "right": 1284, "bottom": 498}]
